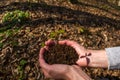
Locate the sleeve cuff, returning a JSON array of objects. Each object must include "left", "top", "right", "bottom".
[{"left": 105, "top": 47, "right": 120, "bottom": 70}]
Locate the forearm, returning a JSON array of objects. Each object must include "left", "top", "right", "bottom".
[
  {"left": 87, "top": 47, "right": 120, "bottom": 69},
  {"left": 86, "top": 49, "right": 108, "bottom": 68}
]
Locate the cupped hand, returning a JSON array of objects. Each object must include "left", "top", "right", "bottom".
[
  {"left": 58, "top": 40, "right": 89, "bottom": 66},
  {"left": 44, "top": 39, "right": 90, "bottom": 66},
  {"left": 39, "top": 47, "right": 70, "bottom": 79},
  {"left": 58, "top": 40, "right": 108, "bottom": 68},
  {"left": 45, "top": 39, "right": 108, "bottom": 68},
  {"left": 39, "top": 39, "right": 91, "bottom": 80}
]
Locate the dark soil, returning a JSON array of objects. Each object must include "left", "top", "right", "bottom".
[{"left": 44, "top": 45, "right": 78, "bottom": 65}]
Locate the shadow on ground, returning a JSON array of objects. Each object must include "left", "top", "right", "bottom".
[{"left": 0, "top": 2, "right": 120, "bottom": 30}]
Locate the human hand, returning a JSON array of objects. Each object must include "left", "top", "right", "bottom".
[
  {"left": 58, "top": 40, "right": 108, "bottom": 68},
  {"left": 57, "top": 40, "right": 89, "bottom": 66},
  {"left": 39, "top": 40, "right": 91, "bottom": 80}
]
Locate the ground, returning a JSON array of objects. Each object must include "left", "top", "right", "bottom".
[{"left": 0, "top": 0, "right": 120, "bottom": 80}]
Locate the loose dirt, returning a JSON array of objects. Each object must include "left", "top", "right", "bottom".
[{"left": 44, "top": 45, "right": 78, "bottom": 65}]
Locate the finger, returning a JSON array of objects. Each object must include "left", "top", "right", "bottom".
[
  {"left": 45, "top": 39, "right": 56, "bottom": 46},
  {"left": 72, "top": 65, "right": 81, "bottom": 69},
  {"left": 59, "top": 40, "right": 76, "bottom": 46},
  {"left": 39, "top": 48, "right": 50, "bottom": 69},
  {"left": 59, "top": 40, "right": 81, "bottom": 49},
  {"left": 44, "top": 46, "right": 49, "bottom": 51},
  {"left": 58, "top": 40, "right": 83, "bottom": 55},
  {"left": 72, "top": 65, "right": 83, "bottom": 72},
  {"left": 76, "top": 58, "right": 88, "bottom": 66}
]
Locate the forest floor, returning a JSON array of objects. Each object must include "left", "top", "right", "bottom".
[{"left": 0, "top": 0, "right": 120, "bottom": 80}]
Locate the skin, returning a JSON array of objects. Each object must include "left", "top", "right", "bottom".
[
  {"left": 39, "top": 39, "right": 108, "bottom": 80},
  {"left": 58, "top": 40, "right": 108, "bottom": 68}
]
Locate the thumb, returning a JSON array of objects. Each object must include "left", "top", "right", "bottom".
[
  {"left": 42, "top": 69, "right": 51, "bottom": 78},
  {"left": 76, "top": 58, "right": 89, "bottom": 66}
]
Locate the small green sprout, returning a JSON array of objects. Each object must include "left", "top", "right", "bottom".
[
  {"left": 49, "top": 30, "right": 65, "bottom": 39},
  {"left": 57, "top": 30, "right": 65, "bottom": 34},
  {"left": 20, "top": 59, "right": 27, "bottom": 66},
  {"left": 49, "top": 32, "right": 57, "bottom": 39},
  {"left": 41, "top": 42, "right": 45, "bottom": 47},
  {"left": 79, "top": 28, "right": 84, "bottom": 33}
]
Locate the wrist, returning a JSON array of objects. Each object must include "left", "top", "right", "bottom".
[
  {"left": 64, "top": 67, "right": 73, "bottom": 80},
  {"left": 86, "top": 49, "right": 108, "bottom": 68},
  {"left": 65, "top": 66, "right": 91, "bottom": 80}
]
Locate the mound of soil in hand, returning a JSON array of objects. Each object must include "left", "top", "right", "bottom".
[{"left": 44, "top": 45, "right": 78, "bottom": 65}]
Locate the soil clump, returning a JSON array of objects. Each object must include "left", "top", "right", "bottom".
[{"left": 44, "top": 45, "right": 78, "bottom": 65}]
